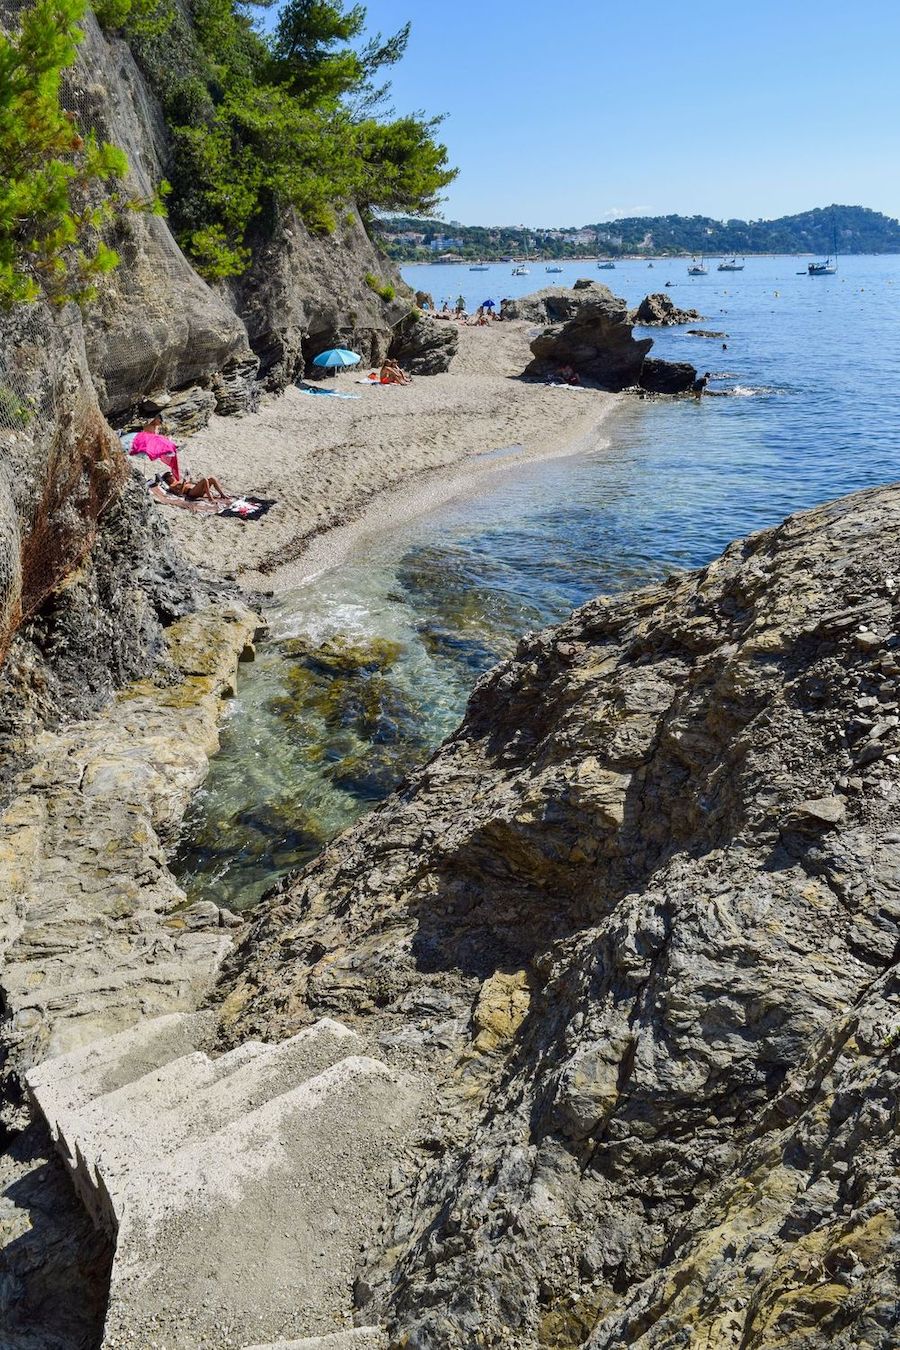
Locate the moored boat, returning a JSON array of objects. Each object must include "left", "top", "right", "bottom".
[
  {"left": 809, "top": 214, "right": 839, "bottom": 275},
  {"left": 545, "top": 265, "right": 563, "bottom": 273},
  {"left": 469, "top": 262, "right": 490, "bottom": 271},
  {"left": 687, "top": 258, "right": 708, "bottom": 275},
  {"left": 597, "top": 260, "right": 616, "bottom": 270},
  {"left": 512, "top": 264, "right": 529, "bottom": 276},
  {"left": 717, "top": 257, "right": 745, "bottom": 271}
]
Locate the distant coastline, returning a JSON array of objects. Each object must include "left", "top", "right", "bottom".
[
  {"left": 404, "top": 251, "right": 900, "bottom": 266},
  {"left": 376, "top": 203, "right": 900, "bottom": 263}
]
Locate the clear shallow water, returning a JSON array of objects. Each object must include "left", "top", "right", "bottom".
[{"left": 172, "top": 255, "right": 900, "bottom": 910}]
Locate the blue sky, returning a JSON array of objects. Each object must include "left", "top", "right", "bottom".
[{"left": 349, "top": 0, "right": 900, "bottom": 226}]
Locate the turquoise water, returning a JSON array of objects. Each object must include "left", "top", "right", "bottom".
[{"left": 172, "top": 255, "right": 900, "bottom": 910}]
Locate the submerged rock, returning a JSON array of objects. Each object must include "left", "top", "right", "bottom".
[{"left": 218, "top": 482, "right": 900, "bottom": 1348}]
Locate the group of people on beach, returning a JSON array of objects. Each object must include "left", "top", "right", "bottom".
[{"left": 428, "top": 296, "right": 503, "bottom": 325}]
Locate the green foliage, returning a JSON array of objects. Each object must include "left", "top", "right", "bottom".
[
  {"left": 93, "top": 0, "right": 173, "bottom": 39},
  {"left": 127, "top": 0, "right": 456, "bottom": 279},
  {"left": 0, "top": 0, "right": 131, "bottom": 307},
  {"left": 364, "top": 271, "right": 394, "bottom": 301}
]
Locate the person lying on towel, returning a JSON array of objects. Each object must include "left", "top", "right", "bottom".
[
  {"left": 160, "top": 469, "right": 230, "bottom": 502},
  {"left": 130, "top": 417, "right": 181, "bottom": 479}
]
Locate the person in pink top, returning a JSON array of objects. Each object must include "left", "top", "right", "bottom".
[{"left": 130, "top": 416, "right": 180, "bottom": 480}]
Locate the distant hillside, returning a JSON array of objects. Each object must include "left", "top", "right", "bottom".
[{"left": 376, "top": 205, "right": 900, "bottom": 261}]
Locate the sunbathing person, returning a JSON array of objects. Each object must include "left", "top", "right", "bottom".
[
  {"left": 161, "top": 470, "right": 230, "bottom": 501},
  {"left": 380, "top": 359, "right": 410, "bottom": 385},
  {"left": 131, "top": 416, "right": 181, "bottom": 478}
]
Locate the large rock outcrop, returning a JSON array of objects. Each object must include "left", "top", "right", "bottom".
[
  {"left": 501, "top": 281, "right": 618, "bottom": 324},
  {"left": 228, "top": 203, "right": 415, "bottom": 390},
  {"left": 525, "top": 290, "right": 697, "bottom": 393},
  {"left": 33, "top": 9, "right": 415, "bottom": 421},
  {"left": 216, "top": 483, "right": 900, "bottom": 1348},
  {"left": 388, "top": 313, "right": 459, "bottom": 375},
  {"left": 630, "top": 291, "right": 702, "bottom": 325}
]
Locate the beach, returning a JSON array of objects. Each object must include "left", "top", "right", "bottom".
[{"left": 165, "top": 320, "right": 619, "bottom": 591}]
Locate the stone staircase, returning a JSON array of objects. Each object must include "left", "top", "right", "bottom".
[{"left": 26, "top": 1012, "right": 415, "bottom": 1349}]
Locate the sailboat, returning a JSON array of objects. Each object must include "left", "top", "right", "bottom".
[
  {"left": 717, "top": 257, "right": 745, "bottom": 272},
  {"left": 545, "top": 264, "right": 563, "bottom": 273},
  {"left": 809, "top": 216, "right": 838, "bottom": 275},
  {"left": 687, "top": 257, "right": 708, "bottom": 275}
]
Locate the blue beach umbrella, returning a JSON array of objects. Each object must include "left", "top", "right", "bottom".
[
  {"left": 482, "top": 298, "right": 496, "bottom": 310},
  {"left": 312, "top": 348, "right": 362, "bottom": 369}
]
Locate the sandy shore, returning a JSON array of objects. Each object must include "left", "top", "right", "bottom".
[{"left": 165, "top": 321, "right": 619, "bottom": 592}]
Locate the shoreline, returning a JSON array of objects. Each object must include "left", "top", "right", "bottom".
[
  {"left": 267, "top": 397, "right": 622, "bottom": 592},
  {"left": 164, "top": 321, "right": 620, "bottom": 594}
]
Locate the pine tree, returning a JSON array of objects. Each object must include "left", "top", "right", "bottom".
[{"left": 0, "top": 0, "right": 129, "bottom": 307}]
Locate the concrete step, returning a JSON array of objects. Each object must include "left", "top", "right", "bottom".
[
  {"left": 242, "top": 1330, "right": 386, "bottom": 1349},
  {"left": 26, "top": 1010, "right": 218, "bottom": 1126},
  {"left": 100, "top": 1053, "right": 419, "bottom": 1349}
]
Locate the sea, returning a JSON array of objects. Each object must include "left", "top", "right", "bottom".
[{"left": 172, "top": 254, "right": 900, "bottom": 910}]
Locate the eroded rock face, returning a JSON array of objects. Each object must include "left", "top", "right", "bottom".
[
  {"left": 218, "top": 484, "right": 900, "bottom": 1348},
  {"left": 389, "top": 314, "right": 458, "bottom": 375},
  {"left": 525, "top": 293, "right": 697, "bottom": 393},
  {"left": 501, "top": 281, "right": 618, "bottom": 324},
  {"left": 226, "top": 203, "right": 414, "bottom": 389},
  {"left": 0, "top": 302, "right": 204, "bottom": 771},
  {"left": 64, "top": 16, "right": 255, "bottom": 419}
]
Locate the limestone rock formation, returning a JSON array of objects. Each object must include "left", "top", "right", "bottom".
[
  {"left": 227, "top": 203, "right": 414, "bottom": 391},
  {"left": 65, "top": 15, "right": 256, "bottom": 420},
  {"left": 0, "top": 603, "right": 258, "bottom": 1086},
  {"left": 501, "top": 282, "right": 618, "bottom": 324},
  {"left": 217, "top": 483, "right": 900, "bottom": 1348},
  {"left": 45, "top": 14, "right": 415, "bottom": 422},
  {"left": 525, "top": 292, "right": 697, "bottom": 393},
  {"left": 389, "top": 314, "right": 459, "bottom": 375}
]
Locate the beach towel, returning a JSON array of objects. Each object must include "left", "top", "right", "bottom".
[
  {"left": 219, "top": 496, "right": 274, "bottom": 520},
  {"left": 131, "top": 429, "right": 180, "bottom": 480},
  {"left": 296, "top": 387, "right": 361, "bottom": 400},
  {"left": 149, "top": 484, "right": 274, "bottom": 519}
]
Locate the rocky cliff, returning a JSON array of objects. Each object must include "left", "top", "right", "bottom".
[
  {"left": 0, "top": 301, "right": 203, "bottom": 776},
  {"left": 217, "top": 483, "right": 900, "bottom": 1348},
  {"left": 0, "top": 0, "right": 418, "bottom": 755},
  {"left": 45, "top": 6, "right": 415, "bottom": 430}
]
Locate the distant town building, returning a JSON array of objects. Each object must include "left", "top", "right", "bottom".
[{"left": 429, "top": 235, "right": 463, "bottom": 252}]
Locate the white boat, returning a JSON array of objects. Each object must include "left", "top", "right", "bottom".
[
  {"left": 687, "top": 258, "right": 708, "bottom": 276},
  {"left": 512, "top": 265, "right": 529, "bottom": 276},
  {"left": 469, "top": 262, "right": 490, "bottom": 271},
  {"left": 545, "top": 265, "right": 563, "bottom": 273},
  {"left": 809, "top": 215, "right": 839, "bottom": 275},
  {"left": 717, "top": 257, "right": 745, "bottom": 271},
  {"left": 597, "top": 260, "right": 616, "bottom": 270}
]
